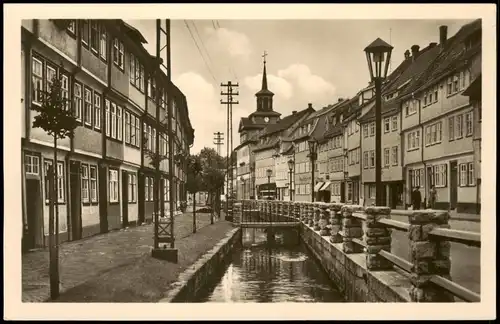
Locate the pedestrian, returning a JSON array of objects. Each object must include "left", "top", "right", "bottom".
[
  {"left": 429, "top": 185, "right": 437, "bottom": 209},
  {"left": 411, "top": 186, "right": 422, "bottom": 210}
]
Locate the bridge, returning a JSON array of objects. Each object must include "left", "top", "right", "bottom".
[{"left": 236, "top": 200, "right": 301, "bottom": 229}]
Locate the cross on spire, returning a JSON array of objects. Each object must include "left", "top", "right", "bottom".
[{"left": 262, "top": 50, "right": 268, "bottom": 64}]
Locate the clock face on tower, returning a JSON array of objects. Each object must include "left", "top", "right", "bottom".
[{"left": 264, "top": 117, "right": 270, "bottom": 123}]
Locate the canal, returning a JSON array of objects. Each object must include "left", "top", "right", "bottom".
[{"left": 189, "top": 228, "right": 345, "bottom": 302}]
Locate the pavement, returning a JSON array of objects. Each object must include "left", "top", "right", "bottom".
[{"left": 22, "top": 211, "right": 232, "bottom": 303}]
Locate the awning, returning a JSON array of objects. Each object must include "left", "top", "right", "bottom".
[
  {"left": 319, "top": 181, "right": 331, "bottom": 191},
  {"left": 314, "top": 182, "right": 324, "bottom": 192}
]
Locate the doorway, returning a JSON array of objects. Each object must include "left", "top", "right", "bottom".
[
  {"left": 69, "top": 161, "right": 82, "bottom": 240},
  {"left": 122, "top": 170, "right": 129, "bottom": 227},
  {"left": 449, "top": 161, "right": 458, "bottom": 210},
  {"left": 25, "top": 179, "right": 42, "bottom": 250},
  {"left": 340, "top": 182, "right": 345, "bottom": 203}
]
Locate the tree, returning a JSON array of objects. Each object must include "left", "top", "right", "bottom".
[
  {"left": 186, "top": 154, "right": 202, "bottom": 233},
  {"left": 197, "top": 147, "right": 226, "bottom": 222},
  {"left": 30, "top": 64, "right": 78, "bottom": 300}
]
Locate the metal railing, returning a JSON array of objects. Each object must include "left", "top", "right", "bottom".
[{"left": 233, "top": 200, "right": 481, "bottom": 303}]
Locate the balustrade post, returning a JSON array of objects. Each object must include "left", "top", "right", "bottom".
[
  {"left": 341, "top": 205, "right": 364, "bottom": 253},
  {"left": 299, "top": 203, "right": 306, "bottom": 223},
  {"left": 408, "top": 210, "right": 454, "bottom": 302},
  {"left": 329, "top": 203, "right": 343, "bottom": 243},
  {"left": 364, "top": 206, "right": 392, "bottom": 270},
  {"left": 319, "top": 203, "right": 330, "bottom": 236},
  {"left": 306, "top": 203, "right": 313, "bottom": 227},
  {"left": 313, "top": 202, "right": 322, "bottom": 231}
]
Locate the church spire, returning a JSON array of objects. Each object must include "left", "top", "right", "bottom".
[{"left": 261, "top": 50, "right": 268, "bottom": 91}]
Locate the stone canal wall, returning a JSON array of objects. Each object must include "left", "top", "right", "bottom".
[
  {"left": 301, "top": 224, "right": 411, "bottom": 302},
  {"left": 159, "top": 227, "right": 241, "bottom": 303}
]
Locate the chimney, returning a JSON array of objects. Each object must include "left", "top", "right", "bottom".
[
  {"left": 411, "top": 45, "right": 420, "bottom": 60},
  {"left": 404, "top": 50, "right": 411, "bottom": 60},
  {"left": 439, "top": 25, "right": 448, "bottom": 46},
  {"left": 429, "top": 42, "right": 437, "bottom": 48},
  {"left": 292, "top": 110, "right": 297, "bottom": 115},
  {"left": 338, "top": 98, "right": 344, "bottom": 102},
  {"left": 308, "top": 103, "right": 313, "bottom": 109}
]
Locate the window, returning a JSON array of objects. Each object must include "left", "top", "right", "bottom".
[
  {"left": 433, "top": 164, "right": 447, "bottom": 187},
  {"left": 125, "top": 111, "right": 130, "bottom": 143},
  {"left": 32, "top": 57, "right": 43, "bottom": 104},
  {"left": 81, "top": 165, "right": 89, "bottom": 203},
  {"left": 370, "top": 150, "right": 375, "bottom": 168},
  {"left": 455, "top": 115, "right": 463, "bottom": 139},
  {"left": 459, "top": 164, "right": 468, "bottom": 187},
  {"left": 109, "top": 169, "right": 119, "bottom": 203},
  {"left": 43, "top": 160, "right": 52, "bottom": 202},
  {"left": 46, "top": 65, "right": 56, "bottom": 92},
  {"left": 128, "top": 173, "right": 137, "bottom": 203},
  {"left": 347, "top": 182, "right": 353, "bottom": 201},
  {"left": 90, "top": 166, "right": 98, "bottom": 203},
  {"left": 111, "top": 103, "right": 117, "bottom": 138},
  {"left": 152, "top": 128, "right": 156, "bottom": 153},
  {"left": 94, "top": 92, "right": 101, "bottom": 129},
  {"left": 130, "top": 53, "right": 135, "bottom": 84},
  {"left": 368, "top": 184, "right": 376, "bottom": 199},
  {"left": 384, "top": 148, "right": 390, "bottom": 167},
  {"left": 407, "top": 130, "right": 420, "bottom": 150},
  {"left": 61, "top": 75, "right": 69, "bottom": 110},
  {"left": 84, "top": 88, "right": 92, "bottom": 125},
  {"left": 135, "top": 115, "right": 141, "bottom": 147},
  {"left": 100, "top": 25, "right": 107, "bottom": 60},
  {"left": 105, "top": 99, "right": 110, "bottom": 136},
  {"left": 467, "top": 162, "right": 475, "bottom": 186},
  {"left": 149, "top": 177, "right": 154, "bottom": 201},
  {"left": 434, "top": 86, "right": 438, "bottom": 102},
  {"left": 405, "top": 100, "right": 417, "bottom": 116},
  {"left": 465, "top": 111, "right": 473, "bottom": 136},
  {"left": 117, "top": 106, "right": 122, "bottom": 141},
  {"left": 57, "top": 162, "right": 65, "bottom": 202},
  {"left": 392, "top": 146, "right": 398, "bottom": 166},
  {"left": 426, "top": 122, "right": 442, "bottom": 145},
  {"left": 448, "top": 116, "right": 455, "bottom": 141},
  {"left": 90, "top": 21, "right": 99, "bottom": 53},
  {"left": 82, "top": 20, "right": 89, "bottom": 45},
  {"left": 113, "top": 38, "right": 124, "bottom": 69},
  {"left": 460, "top": 71, "right": 465, "bottom": 89},
  {"left": 369, "top": 122, "right": 375, "bottom": 137},
  {"left": 24, "top": 154, "right": 40, "bottom": 175},
  {"left": 145, "top": 177, "right": 150, "bottom": 201},
  {"left": 453, "top": 75, "right": 459, "bottom": 93},
  {"left": 384, "top": 118, "right": 390, "bottom": 133},
  {"left": 391, "top": 116, "right": 398, "bottom": 131},
  {"left": 74, "top": 83, "right": 82, "bottom": 121},
  {"left": 148, "top": 77, "right": 156, "bottom": 99}
]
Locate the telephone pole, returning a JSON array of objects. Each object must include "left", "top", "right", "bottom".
[
  {"left": 213, "top": 131, "right": 224, "bottom": 156},
  {"left": 221, "top": 81, "right": 239, "bottom": 220}
]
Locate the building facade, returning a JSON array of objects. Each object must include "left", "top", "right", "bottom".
[{"left": 21, "top": 19, "right": 194, "bottom": 251}]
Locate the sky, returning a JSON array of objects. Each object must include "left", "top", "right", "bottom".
[{"left": 126, "top": 19, "right": 473, "bottom": 154}]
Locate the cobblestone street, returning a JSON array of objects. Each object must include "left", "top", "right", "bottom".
[{"left": 22, "top": 212, "right": 230, "bottom": 302}]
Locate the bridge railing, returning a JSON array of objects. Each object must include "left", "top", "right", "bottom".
[{"left": 233, "top": 199, "right": 481, "bottom": 303}]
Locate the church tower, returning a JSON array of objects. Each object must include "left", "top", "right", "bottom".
[{"left": 255, "top": 52, "right": 274, "bottom": 112}]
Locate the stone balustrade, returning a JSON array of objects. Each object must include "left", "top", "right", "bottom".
[{"left": 235, "top": 199, "right": 481, "bottom": 303}]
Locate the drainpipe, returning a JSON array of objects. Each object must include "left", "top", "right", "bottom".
[
  {"left": 400, "top": 101, "right": 406, "bottom": 208},
  {"left": 417, "top": 95, "right": 427, "bottom": 207}
]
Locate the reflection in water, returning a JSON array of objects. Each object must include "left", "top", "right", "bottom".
[{"left": 192, "top": 229, "right": 345, "bottom": 303}]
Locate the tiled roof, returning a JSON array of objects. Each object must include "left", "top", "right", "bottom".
[
  {"left": 358, "top": 98, "right": 400, "bottom": 123},
  {"left": 261, "top": 107, "right": 314, "bottom": 136},
  {"left": 462, "top": 72, "right": 481, "bottom": 98},
  {"left": 401, "top": 19, "right": 481, "bottom": 98}
]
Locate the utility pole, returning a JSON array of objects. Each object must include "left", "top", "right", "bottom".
[
  {"left": 152, "top": 18, "right": 177, "bottom": 262},
  {"left": 213, "top": 131, "right": 224, "bottom": 157},
  {"left": 221, "top": 81, "right": 239, "bottom": 220}
]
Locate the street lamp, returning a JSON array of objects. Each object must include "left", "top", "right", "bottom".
[
  {"left": 240, "top": 176, "right": 246, "bottom": 200},
  {"left": 287, "top": 159, "right": 294, "bottom": 201},
  {"left": 266, "top": 168, "right": 272, "bottom": 200},
  {"left": 364, "top": 38, "right": 393, "bottom": 207},
  {"left": 308, "top": 137, "right": 318, "bottom": 202}
]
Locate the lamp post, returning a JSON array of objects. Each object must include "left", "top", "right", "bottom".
[
  {"left": 266, "top": 168, "right": 272, "bottom": 200},
  {"left": 308, "top": 138, "right": 318, "bottom": 202},
  {"left": 364, "top": 38, "right": 393, "bottom": 207},
  {"left": 249, "top": 165, "right": 255, "bottom": 199},
  {"left": 287, "top": 159, "right": 294, "bottom": 201}
]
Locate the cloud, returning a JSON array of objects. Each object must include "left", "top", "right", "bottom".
[
  {"left": 243, "top": 74, "right": 293, "bottom": 100},
  {"left": 174, "top": 72, "right": 226, "bottom": 154},
  {"left": 205, "top": 27, "right": 252, "bottom": 60},
  {"left": 277, "top": 64, "right": 336, "bottom": 97}
]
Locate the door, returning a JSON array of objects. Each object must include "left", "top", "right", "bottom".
[
  {"left": 25, "top": 179, "right": 42, "bottom": 249},
  {"left": 340, "top": 182, "right": 345, "bottom": 203},
  {"left": 70, "top": 161, "right": 82, "bottom": 240},
  {"left": 98, "top": 165, "right": 109, "bottom": 233},
  {"left": 122, "top": 170, "right": 129, "bottom": 227},
  {"left": 449, "top": 161, "right": 458, "bottom": 209}
]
